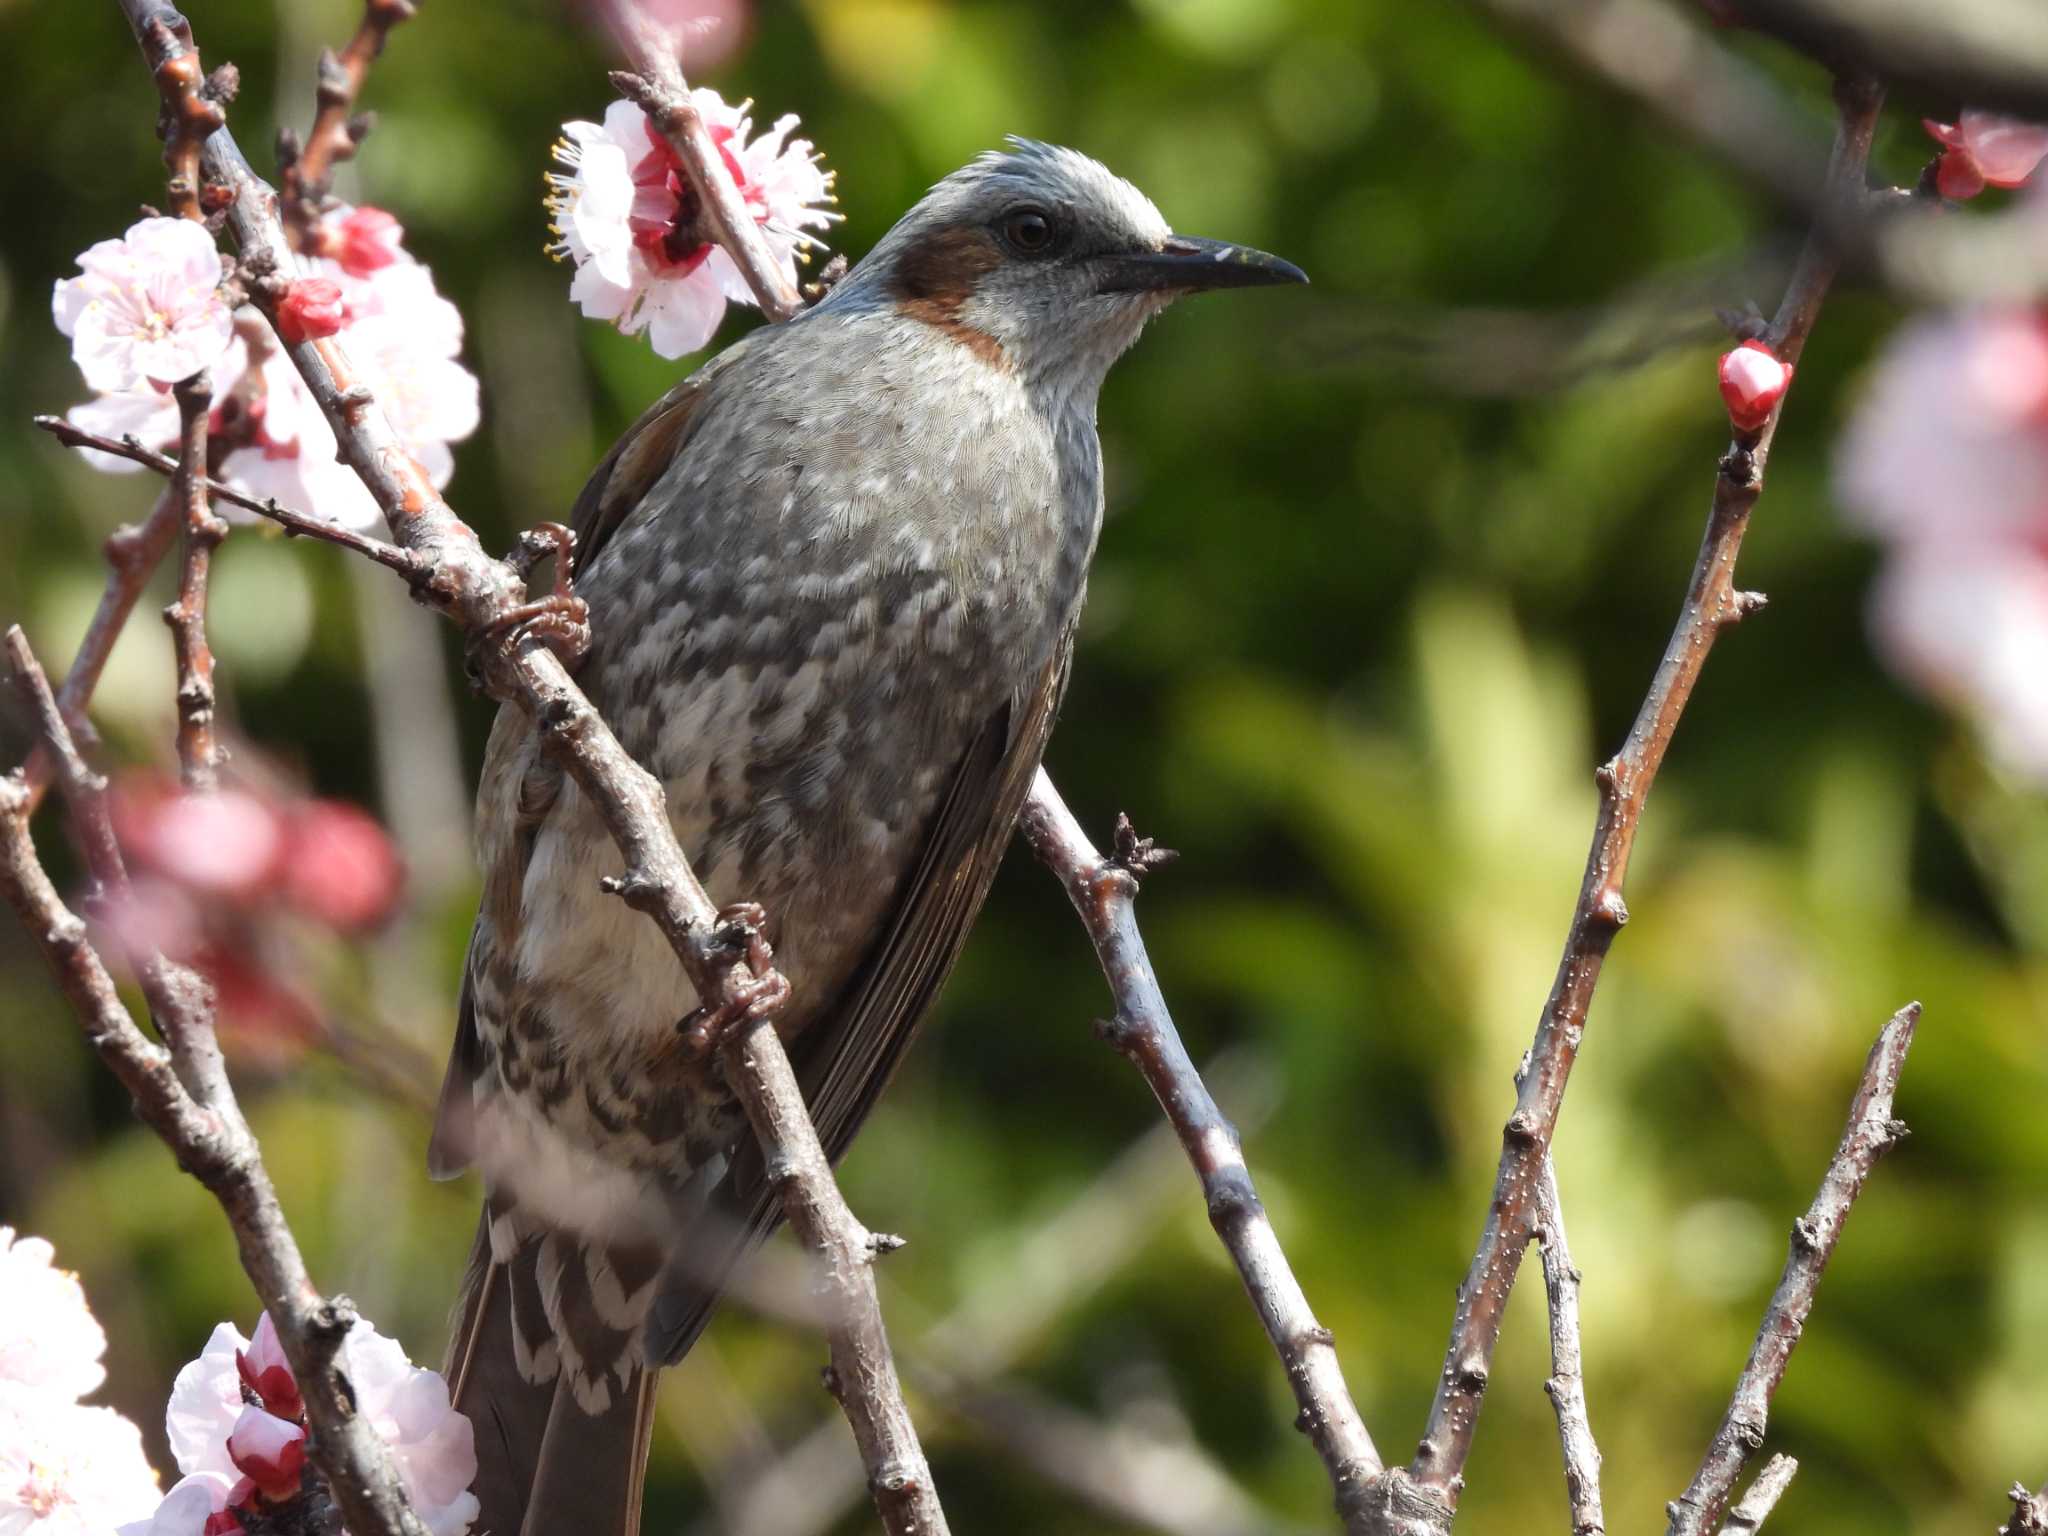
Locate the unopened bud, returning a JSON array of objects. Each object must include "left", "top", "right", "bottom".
[
  {"left": 275, "top": 278, "right": 347, "bottom": 344},
  {"left": 225, "top": 1405, "right": 306, "bottom": 1501},
  {"left": 1719, "top": 340, "right": 1793, "bottom": 433},
  {"left": 234, "top": 1312, "right": 302, "bottom": 1421}
]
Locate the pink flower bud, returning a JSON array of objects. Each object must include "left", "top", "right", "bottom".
[
  {"left": 225, "top": 1405, "right": 306, "bottom": 1501},
  {"left": 275, "top": 279, "right": 348, "bottom": 345},
  {"left": 281, "top": 800, "right": 404, "bottom": 930},
  {"left": 332, "top": 206, "right": 405, "bottom": 276},
  {"left": 1718, "top": 340, "right": 1793, "bottom": 432},
  {"left": 1924, "top": 112, "right": 2048, "bottom": 200},
  {"left": 234, "top": 1312, "right": 302, "bottom": 1422},
  {"left": 203, "top": 1508, "right": 246, "bottom": 1535}
]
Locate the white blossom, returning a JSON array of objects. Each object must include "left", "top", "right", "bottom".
[
  {"left": 115, "top": 1473, "right": 238, "bottom": 1536},
  {"left": 0, "top": 1229, "right": 107, "bottom": 1402},
  {"left": 546, "top": 91, "right": 837, "bottom": 358},
  {"left": 0, "top": 1387, "right": 161, "bottom": 1536},
  {"left": 52, "top": 217, "right": 234, "bottom": 393},
  {"left": 56, "top": 209, "right": 480, "bottom": 534}
]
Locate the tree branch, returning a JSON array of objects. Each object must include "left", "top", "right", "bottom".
[
  {"left": 19, "top": 487, "right": 181, "bottom": 815},
  {"left": 1734, "top": 0, "right": 2048, "bottom": 122},
  {"left": 1533, "top": 1157, "right": 1603, "bottom": 1536},
  {"left": 1717, "top": 1454, "right": 1799, "bottom": 1536},
  {"left": 2002, "top": 1480, "right": 2048, "bottom": 1536},
  {"left": 596, "top": 0, "right": 807, "bottom": 321},
  {"left": 2, "top": 626, "right": 431, "bottom": 1536},
  {"left": 92, "top": 7, "right": 948, "bottom": 1530},
  {"left": 1667, "top": 1002, "right": 1918, "bottom": 1535},
  {"left": 1017, "top": 773, "right": 1386, "bottom": 1529},
  {"left": 1394, "top": 76, "right": 1883, "bottom": 1528},
  {"left": 163, "top": 371, "right": 228, "bottom": 791},
  {"left": 34, "top": 415, "right": 427, "bottom": 578},
  {"left": 279, "top": 0, "right": 418, "bottom": 246}
]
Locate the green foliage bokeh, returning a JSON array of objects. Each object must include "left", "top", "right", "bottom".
[{"left": 1, "top": 2, "right": 2044, "bottom": 1533}]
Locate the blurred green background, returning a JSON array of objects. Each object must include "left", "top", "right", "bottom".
[{"left": 2, "top": 2, "right": 2045, "bottom": 1533}]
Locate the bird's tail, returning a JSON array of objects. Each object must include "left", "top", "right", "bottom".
[{"left": 445, "top": 1212, "right": 660, "bottom": 1536}]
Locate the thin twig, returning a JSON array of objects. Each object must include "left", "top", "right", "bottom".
[
  {"left": 2, "top": 627, "right": 430, "bottom": 1536},
  {"left": 98, "top": 8, "right": 945, "bottom": 1531},
  {"left": 1667, "top": 1003, "right": 1920, "bottom": 1536},
  {"left": 34, "top": 416, "right": 425, "bottom": 579},
  {"left": 1717, "top": 1454, "right": 1799, "bottom": 1536},
  {"left": 2001, "top": 1480, "right": 2048, "bottom": 1536},
  {"left": 280, "top": 0, "right": 418, "bottom": 248},
  {"left": 1396, "top": 77, "right": 1884, "bottom": 1530},
  {"left": 1533, "top": 1157, "right": 1603, "bottom": 1536},
  {"left": 143, "top": 7, "right": 223, "bottom": 220},
  {"left": 20, "top": 487, "right": 181, "bottom": 814},
  {"left": 163, "top": 372, "right": 228, "bottom": 791},
  {"left": 597, "top": 0, "right": 806, "bottom": 321},
  {"left": 1017, "top": 773, "right": 1385, "bottom": 1528}
]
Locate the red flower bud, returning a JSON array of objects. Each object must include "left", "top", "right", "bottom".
[
  {"left": 226, "top": 1405, "right": 306, "bottom": 1501},
  {"left": 234, "top": 1312, "right": 303, "bottom": 1421},
  {"left": 203, "top": 1509, "right": 247, "bottom": 1535},
  {"left": 275, "top": 279, "right": 348, "bottom": 345},
  {"left": 1718, "top": 340, "right": 1793, "bottom": 432}
]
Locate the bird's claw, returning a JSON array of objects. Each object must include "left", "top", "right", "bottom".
[
  {"left": 467, "top": 524, "right": 591, "bottom": 677},
  {"left": 675, "top": 904, "right": 792, "bottom": 1055}
]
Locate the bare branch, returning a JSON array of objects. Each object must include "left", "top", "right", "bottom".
[
  {"left": 1017, "top": 773, "right": 1385, "bottom": 1528},
  {"left": 2001, "top": 1480, "right": 2048, "bottom": 1536},
  {"left": 35, "top": 414, "right": 426, "bottom": 579},
  {"left": 1718, "top": 1454, "right": 1799, "bottom": 1536},
  {"left": 1667, "top": 1002, "right": 1920, "bottom": 1536},
  {"left": 19, "top": 487, "right": 181, "bottom": 815},
  {"left": 1396, "top": 77, "right": 1884, "bottom": 1527},
  {"left": 163, "top": 372, "right": 228, "bottom": 791},
  {"left": 280, "top": 0, "right": 418, "bottom": 246},
  {"left": 142, "top": 6, "right": 223, "bottom": 220},
  {"left": 1533, "top": 1158, "right": 1603, "bottom": 1536},
  {"left": 1735, "top": 0, "right": 2048, "bottom": 121},
  {"left": 2, "top": 626, "right": 429, "bottom": 1536},
  {"left": 90, "top": 7, "right": 946, "bottom": 1529}
]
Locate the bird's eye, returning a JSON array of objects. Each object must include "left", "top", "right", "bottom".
[{"left": 1001, "top": 207, "right": 1057, "bottom": 256}]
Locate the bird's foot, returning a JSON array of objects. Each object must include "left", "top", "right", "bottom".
[
  {"left": 675, "top": 903, "right": 792, "bottom": 1056},
  {"left": 468, "top": 523, "right": 591, "bottom": 676}
]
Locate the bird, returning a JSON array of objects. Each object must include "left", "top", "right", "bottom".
[{"left": 430, "top": 138, "right": 1305, "bottom": 1536}]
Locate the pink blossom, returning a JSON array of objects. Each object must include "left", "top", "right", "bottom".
[
  {"left": 547, "top": 91, "right": 837, "bottom": 357},
  {"left": 52, "top": 217, "right": 234, "bottom": 393},
  {"left": 0, "top": 1229, "right": 108, "bottom": 1402},
  {"left": 113, "top": 786, "right": 286, "bottom": 901},
  {"left": 281, "top": 801, "right": 404, "bottom": 930},
  {"left": 166, "top": 1323, "right": 251, "bottom": 1483},
  {"left": 275, "top": 279, "right": 348, "bottom": 344},
  {"left": 1717, "top": 340, "right": 1793, "bottom": 432},
  {"left": 319, "top": 205, "right": 406, "bottom": 277},
  {"left": 116, "top": 1473, "right": 242, "bottom": 1536},
  {"left": 224, "top": 1406, "right": 305, "bottom": 1501},
  {"left": 1924, "top": 111, "right": 2048, "bottom": 199},
  {"left": 59, "top": 230, "right": 478, "bottom": 534},
  {"left": 0, "top": 1387, "right": 162, "bottom": 1534},
  {"left": 1837, "top": 304, "right": 2048, "bottom": 780},
  {"left": 234, "top": 1314, "right": 301, "bottom": 1423}
]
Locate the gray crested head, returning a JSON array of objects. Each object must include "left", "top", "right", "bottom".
[{"left": 822, "top": 139, "right": 1306, "bottom": 399}]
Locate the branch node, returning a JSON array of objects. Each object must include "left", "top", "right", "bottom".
[{"left": 1110, "top": 811, "right": 1179, "bottom": 881}]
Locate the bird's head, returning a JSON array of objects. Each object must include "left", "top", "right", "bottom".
[{"left": 833, "top": 140, "right": 1305, "bottom": 396}]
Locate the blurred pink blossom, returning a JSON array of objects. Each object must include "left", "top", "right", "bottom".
[
  {"left": 1837, "top": 304, "right": 2048, "bottom": 779},
  {"left": 1923, "top": 111, "right": 2048, "bottom": 200},
  {"left": 115, "top": 1473, "right": 243, "bottom": 1536},
  {"left": 547, "top": 91, "right": 836, "bottom": 357},
  {"left": 0, "top": 1228, "right": 109, "bottom": 1402},
  {"left": 51, "top": 217, "right": 234, "bottom": 393}
]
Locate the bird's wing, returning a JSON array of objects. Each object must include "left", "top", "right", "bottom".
[
  {"left": 427, "top": 365, "right": 723, "bottom": 1178},
  {"left": 643, "top": 623, "right": 1077, "bottom": 1363}
]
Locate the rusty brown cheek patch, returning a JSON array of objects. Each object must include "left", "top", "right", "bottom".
[{"left": 888, "top": 224, "right": 1010, "bottom": 371}]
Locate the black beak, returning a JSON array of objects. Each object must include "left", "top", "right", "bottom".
[{"left": 1094, "top": 235, "right": 1308, "bottom": 295}]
